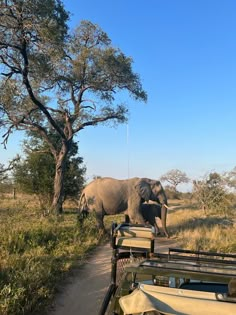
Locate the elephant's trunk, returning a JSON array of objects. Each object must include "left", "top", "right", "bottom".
[{"left": 161, "top": 204, "right": 169, "bottom": 238}]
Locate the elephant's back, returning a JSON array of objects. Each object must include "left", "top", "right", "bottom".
[
  {"left": 85, "top": 177, "right": 140, "bottom": 192},
  {"left": 87, "top": 177, "right": 140, "bottom": 184},
  {"left": 85, "top": 177, "right": 133, "bottom": 214}
]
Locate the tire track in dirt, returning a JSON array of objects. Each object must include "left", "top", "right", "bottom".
[{"left": 46, "top": 237, "right": 179, "bottom": 315}]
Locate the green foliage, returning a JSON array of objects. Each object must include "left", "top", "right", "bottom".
[
  {"left": 164, "top": 185, "right": 181, "bottom": 199},
  {"left": 0, "top": 160, "right": 19, "bottom": 195},
  {"left": 193, "top": 172, "right": 232, "bottom": 216},
  {"left": 63, "top": 155, "right": 86, "bottom": 201},
  {"left": 0, "top": 164, "right": 7, "bottom": 182},
  {"left": 0, "top": 0, "right": 69, "bottom": 82},
  {"left": 0, "top": 2, "right": 147, "bottom": 139},
  {"left": 0, "top": 2, "right": 147, "bottom": 213},
  {"left": 14, "top": 153, "right": 54, "bottom": 205},
  {"left": 0, "top": 201, "right": 101, "bottom": 315},
  {"left": 0, "top": 159, "right": 19, "bottom": 184},
  {"left": 13, "top": 133, "right": 86, "bottom": 208}
]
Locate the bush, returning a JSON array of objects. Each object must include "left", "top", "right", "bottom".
[
  {"left": 193, "top": 172, "right": 232, "bottom": 216},
  {"left": 165, "top": 186, "right": 181, "bottom": 199}
]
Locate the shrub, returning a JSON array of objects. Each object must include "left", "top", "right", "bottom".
[{"left": 193, "top": 172, "right": 232, "bottom": 216}]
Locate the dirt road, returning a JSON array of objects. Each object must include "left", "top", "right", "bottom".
[{"left": 47, "top": 237, "right": 178, "bottom": 315}]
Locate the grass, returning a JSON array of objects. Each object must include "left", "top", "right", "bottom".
[
  {"left": 0, "top": 194, "right": 108, "bottom": 315},
  {"left": 0, "top": 195, "right": 235, "bottom": 314},
  {"left": 167, "top": 200, "right": 236, "bottom": 253}
]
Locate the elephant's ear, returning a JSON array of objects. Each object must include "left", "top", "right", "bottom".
[{"left": 135, "top": 179, "right": 152, "bottom": 202}]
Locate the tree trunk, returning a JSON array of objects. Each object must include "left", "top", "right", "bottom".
[
  {"left": 52, "top": 142, "right": 69, "bottom": 214},
  {"left": 13, "top": 187, "right": 16, "bottom": 199},
  {"left": 52, "top": 162, "right": 64, "bottom": 214}
]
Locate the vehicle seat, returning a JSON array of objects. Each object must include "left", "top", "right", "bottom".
[{"left": 112, "top": 223, "right": 155, "bottom": 253}]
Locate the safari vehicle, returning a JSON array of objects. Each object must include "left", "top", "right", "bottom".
[{"left": 99, "top": 223, "right": 236, "bottom": 315}]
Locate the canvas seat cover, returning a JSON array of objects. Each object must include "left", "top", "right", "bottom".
[
  {"left": 116, "top": 225, "right": 155, "bottom": 239},
  {"left": 119, "top": 284, "right": 236, "bottom": 315},
  {"left": 115, "top": 237, "right": 153, "bottom": 249}
]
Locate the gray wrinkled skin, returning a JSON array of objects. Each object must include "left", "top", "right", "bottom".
[{"left": 78, "top": 177, "right": 168, "bottom": 232}]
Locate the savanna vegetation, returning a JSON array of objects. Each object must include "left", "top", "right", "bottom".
[
  {"left": 168, "top": 199, "right": 236, "bottom": 253},
  {"left": 0, "top": 1, "right": 236, "bottom": 315},
  {"left": 0, "top": 0, "right": 147, "bottom": 214},
  {"left": 0, "top": 189, "right": 235, "bottom": 315},
  {"left": 0, "top": 193, "right": 123, "bottom": 315},
  {"left": 165, "top": 171, "right": 236, "bottom": 253}
]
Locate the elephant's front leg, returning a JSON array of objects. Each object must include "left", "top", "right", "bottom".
[
  {"left": 154, "top": 217, "right": 161, "bottom": 235},
  {"left": 128, "top": 200, "right": 145, "bottom": 224}
]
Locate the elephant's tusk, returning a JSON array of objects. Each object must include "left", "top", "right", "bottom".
[
  {"left": 163, "top": 204, "right": 176, "bottom": 210},
  {"left": 164, "top": 204, "right": 181, "bottom": 210}
]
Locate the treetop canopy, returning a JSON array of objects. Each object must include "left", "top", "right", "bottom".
[{"left": 0, "top": 1, "right": 147, "bottom": 149}]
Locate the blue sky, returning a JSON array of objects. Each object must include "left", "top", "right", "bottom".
[{"left": 1, "top": 0, "right": 236, "bottom": 190}]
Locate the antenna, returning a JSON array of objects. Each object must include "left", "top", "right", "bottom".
[{"left": 126, "top": 123, "right": 130, "bottom": 179}]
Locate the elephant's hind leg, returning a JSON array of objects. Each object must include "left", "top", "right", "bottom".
[{"left": 93, "top": 209, "right": 106, "bottom": 233}]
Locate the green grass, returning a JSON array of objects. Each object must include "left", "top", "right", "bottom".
[
  {"left": 0, "top": 196, "right": 105, "bottom": 315},
  {"left": 0, "top": 195, "right": 235, "bottom": 314}
]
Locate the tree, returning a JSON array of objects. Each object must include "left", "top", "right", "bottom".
[
  {"left": 0, "top": 158, "right": 19, "bottom": 195},
  {"left": 0, "top": 163, "right": 8, "bottom": 183},
  {"left": 0, "top": 163, "right": 9, "bottom": 182},
  {"left": 0, "top": 1, "right": 147, "bottom": 213},
  {"left": 13, "top": 132, "right": 86, "bottom": 209},
  {"left": 0, "top": 157, "right": 19, "bottom": 182},
  {"left": 223, "top": 166, "right": 236, "bottom": 190},
  {"left": 193, "top": 172, "right": 230, "bottom": 215},
  {"left": 160, "top": 169, "right": 189, "bottom": 192}
]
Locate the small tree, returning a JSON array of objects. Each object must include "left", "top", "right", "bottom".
[
  {"left": 13, "top": 133, "right": 86, "bottom": 210},
  {"left": 160, "top": 169, "right": 189, "bottom": 192},
  {"left": 0, "top": 158, "right": 19, "bottom": 182},
  {"left": 0, "top": 163, "right": 8, "bottom": 182},
  {"left": 163, "top": 185, "right": 180, "bottom": 199},
  {"left": 193, "top": 172, "right": 230, "bottom": 216},
  {"left": 0, "top": 159, "right": 20, "bottom": 195},
  {"left": 223, "top": 166, "right": 236, "bottom": 190}
]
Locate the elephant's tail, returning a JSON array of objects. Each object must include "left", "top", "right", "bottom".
[
  {"left": 78, "top": 191, "right": 88, "bottom": 213},
  {"left": 77, "top": 191, "right": 89, "bottom": 221}
]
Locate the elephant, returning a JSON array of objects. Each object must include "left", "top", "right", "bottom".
[
  {"left": 140, "top": 202, "right": 169, "bottom": 237},
  {"left": 78, "top": 177, "right": 168, "bottom": 233}
]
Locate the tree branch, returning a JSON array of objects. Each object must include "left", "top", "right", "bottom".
[{"left": 74, "top": 113, "right": 125, "bottom": 132}]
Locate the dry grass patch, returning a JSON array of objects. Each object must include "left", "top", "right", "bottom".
[
  {"left": 167, "top": 200, "right": 236, "bottom": 253},
  {"left": 176, "top": 225, "right": 236, "bottom": 253}
]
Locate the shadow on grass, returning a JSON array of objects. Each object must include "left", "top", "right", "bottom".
[
  {"left": 169, "top": 203, "right": 199, "bottom": 214},
  {"left": 171, "top": 216, "right": 233, "bottom": 235}
]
